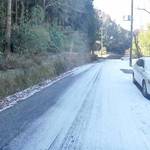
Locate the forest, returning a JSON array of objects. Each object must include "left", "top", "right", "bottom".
[
  {"left": 0, "top": 0, "right": 130, "bottom": 57},
  {"left": 0, "top": 0, "right": 98, "bottom": 55}
]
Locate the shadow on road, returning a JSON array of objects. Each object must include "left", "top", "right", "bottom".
[
  {"left": 133, "top": 82, "right": 150, "bottom": 100},
  {"left": 120, "top": 69, "right": 133, "bottom": 74}
]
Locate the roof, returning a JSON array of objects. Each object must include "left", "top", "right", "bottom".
[{"left": 140, "top": 57, "right": 150, "bottom": 60}]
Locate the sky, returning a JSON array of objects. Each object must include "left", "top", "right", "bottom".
[{"left": 93, "top": 0, "right": 150, "bottom": 30}]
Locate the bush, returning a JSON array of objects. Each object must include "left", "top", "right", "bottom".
[
  {"left": 12, "top": 24, "right": 52, "bottom": 53},
  {"left": 48, "top": 26, "right": 64, "bottom": 53}
]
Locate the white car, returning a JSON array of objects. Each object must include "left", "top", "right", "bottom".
[{"left": 133, "top": 57, "right": 150, "bottom": 98}]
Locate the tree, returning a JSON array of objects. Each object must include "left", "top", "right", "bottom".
[
  {"left": 97, "top": 11, "right": 130, "bottom": 54},
  {"left": 5, "top": 0, "right": 12, "bottom": 55},
  {"left": 0, "top": 1, "right": 6, "bottom": 53},
  {"left": 138, "top": 27, "right": 150, "bottom": 56},
  {"left": 133, "top": 30, "right": 142, "bottom": 57}
]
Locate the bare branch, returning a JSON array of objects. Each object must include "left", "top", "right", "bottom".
[{"left": 137, "top": 8, "right": 150, "bottom": 14}]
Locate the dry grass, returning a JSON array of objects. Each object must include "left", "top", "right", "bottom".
[
  {"left": 0, "top": 53, "right": 97, "bottom": 99},
  {"left": 0, "top": 66, "right": 54, "bottom": 98}
]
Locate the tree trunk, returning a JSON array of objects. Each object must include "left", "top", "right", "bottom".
[
  {"left": 5, "top": 0, "right": 12, "bottom": 55},
  {"left": 20, "top": 0, "right": 25, "bottom": 25},
  {"left": 15, "top": 0, "right": 18, "bottom": 24},
  {"left": 26, "top": 0, "right": 29, "bottom": 21}
]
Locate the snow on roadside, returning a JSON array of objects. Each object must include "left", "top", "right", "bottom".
[
  {"left": 118, "top": 59, "right": 150, "bottom": 146},
  {"left": 0, "top": 63, "right": 94, "bottom": 112}
]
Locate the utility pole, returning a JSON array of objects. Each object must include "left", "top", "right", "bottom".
[
  {"left": 100, "top": 13, "right": 103, "bottom": 57},
  {"left": 130, "top": 0, "right": 134, "bottom": 66},
  {"left": 101, "top": 27, "right": 103, "bottom": 57}
]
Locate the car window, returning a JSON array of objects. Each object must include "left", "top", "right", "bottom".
[
  {"left": 136, "top": 60, "right": 140, "bottom": 66},
  {"left": 136, "top": 59, "right": 144, "bottom": 68},
  {"left": 145, "top": 59, "right": 150, "bottom": 71},
  {"left": 141, "top": 60, "right": 144, "bottom": 68}
]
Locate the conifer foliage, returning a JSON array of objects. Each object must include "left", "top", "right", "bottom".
[{"left": 0, "top": 0, "right": 98, "bottom": 55}]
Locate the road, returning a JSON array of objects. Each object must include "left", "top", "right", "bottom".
[{"left": 1, "top": 60, "right": 150, "bottom": 150}]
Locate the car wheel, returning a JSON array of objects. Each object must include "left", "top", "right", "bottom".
[
  {"left": 142, "top": 81, "right": 149, "bottom": 98},
  {"left": 132, "top": 73, "right": 136, "bottom": 84}
]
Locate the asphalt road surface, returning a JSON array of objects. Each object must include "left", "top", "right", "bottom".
[{"left": 1, "top": 60, "right": 150, "bottom": 150}]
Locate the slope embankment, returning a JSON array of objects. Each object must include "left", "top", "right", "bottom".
[{"left": 0, "top": 52, "right": 97, "bottom": 100}]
